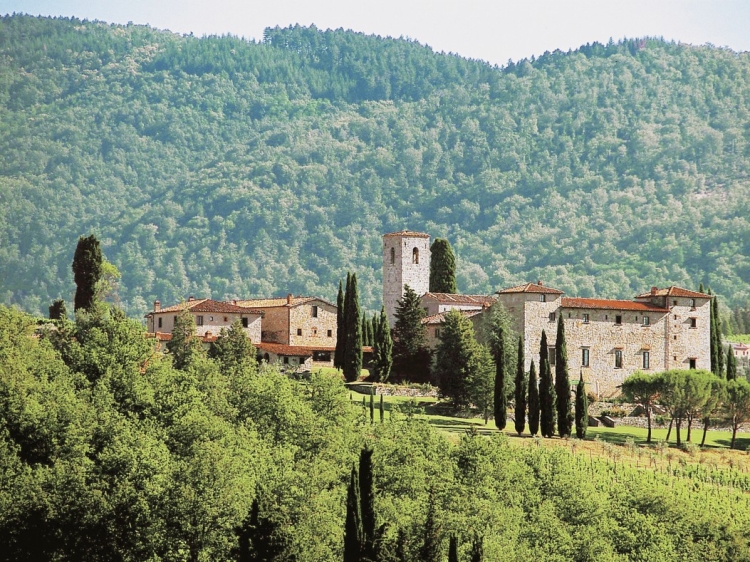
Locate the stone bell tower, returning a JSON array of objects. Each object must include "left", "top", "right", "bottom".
[{"left": 382, "top": 230, "right": 431, "bottom": 327}]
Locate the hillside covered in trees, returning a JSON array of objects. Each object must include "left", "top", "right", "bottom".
[{"left": 2, "top": 15, "right": 750, "bottom": 317}]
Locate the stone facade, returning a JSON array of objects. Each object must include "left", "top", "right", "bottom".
[
  {"left": 383, "top": 230, "right": 431, "bottom": 327},
  {"left": 145, "top": 298, "right": 262, "bottom": 343},
  {"left": 495, "top": 283, "right": 712, "bottom": 398}
]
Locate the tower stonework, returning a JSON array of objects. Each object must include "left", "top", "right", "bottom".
[{"left": 383, "top": 231, "right": 431, "bottom": 327}]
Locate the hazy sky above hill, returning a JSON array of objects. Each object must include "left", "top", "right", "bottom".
[{"left": 5, "top": 0, "right": 750, "bottom": 66}]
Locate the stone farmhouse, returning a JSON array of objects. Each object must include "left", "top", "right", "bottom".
[
  {"left": 383, "top": 230, "right": 712, "bottom": 397},
  {"left": 145, "top": 294, "right": 351, "bottom": 370}
]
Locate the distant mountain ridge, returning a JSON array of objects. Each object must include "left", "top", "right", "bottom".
[{"left": 0, "top": 14, "right": 749, "bottom": 317}]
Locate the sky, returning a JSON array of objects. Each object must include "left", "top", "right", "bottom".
[{"left": 3, "top": 0, "right": 750, "bottom": 66}]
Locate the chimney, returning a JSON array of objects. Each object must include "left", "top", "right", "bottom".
[
  {"left": 537, "top": 280, "right": 543, "bottom": 286},
  {"left": 188, "top": 295, "right": 195, "bottom": 302},
  {"left": 650, "top": 287, "right": 658, "bottom": 296},
  {"left": 154, "top": 300, "right": 161, "bottom": 312},
  {"left": 287, "top": 293, "right": 293, "bottom": 305},
  {"left": 205, "top": 331, "right": 212, "bottom": 338},
  {"left": 232, "top": 300, "right": 237, "bottom": 305}
]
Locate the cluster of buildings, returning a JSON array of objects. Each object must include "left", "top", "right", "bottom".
[{"left": 147, "top": 229, "right": 713, "bottom": 397}]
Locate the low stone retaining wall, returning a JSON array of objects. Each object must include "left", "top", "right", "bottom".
[{"left": 347, "top": 382, "right": 438, "bottom": 397}]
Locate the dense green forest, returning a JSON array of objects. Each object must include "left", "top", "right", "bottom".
[
  {"left": 2, "top": 303, "right": 750, "bottom": 561},
  {"left": 1, "top": 15, "right": 750, "bottom": 318}
]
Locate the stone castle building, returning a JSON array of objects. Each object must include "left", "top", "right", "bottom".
[{"left": 382, "top": 230, "right": 712, "bottom": 397}]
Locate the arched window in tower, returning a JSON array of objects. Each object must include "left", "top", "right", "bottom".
[
  {"left": 412, "top": 247, "right": 419, "bottom": 264},
  {"left": 390, "top": 247, "right": 395, "bottom": 264}
]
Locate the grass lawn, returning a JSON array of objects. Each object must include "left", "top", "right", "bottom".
[{"left": 345, "top": 384, "right": 750, "bottom": 469}]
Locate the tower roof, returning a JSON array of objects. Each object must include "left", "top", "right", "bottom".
[
  {"left": 497, "top": 282, "right": 564, "bottom": 295},
  {"left": 382, "top": 230, "right": 430, "bottom": 238}
]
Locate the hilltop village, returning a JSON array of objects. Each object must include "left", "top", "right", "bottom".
[{"left": 148, "top": 230, "right": 711, "bottom": 396}]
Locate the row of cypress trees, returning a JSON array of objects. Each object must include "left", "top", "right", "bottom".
[{"left": 501, "top": 315, "right": 588, "bottom": 439}]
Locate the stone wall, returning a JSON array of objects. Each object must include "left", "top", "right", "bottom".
[
  {"left": 383, "top": 233, "right": 430, "bottom": 327},
  {"left": 260, "top": 307, "right": 289, "bottom": 344},
  {"left": 149, "top": 311, "right": 262, "bottom": 343},
  {"left": 288, "top": 300, "right": 337, "bottom": 347}
]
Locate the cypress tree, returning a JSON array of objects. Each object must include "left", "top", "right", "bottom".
[
  {"left": 372, "top": 307, "right": 393, "bottom": 383},
  {"left": 727, "top": 347, "right": 737, "bottom": 381},
  {"left": 72, "top": 234, "right": 103, "bottom": 312},
  {"left": 555, "top": 314, "right": 572, "bottom": 437},
  {"left": 539, "top": 330, "right": 556, "bottom": 438},
  {"left": 419, "top": 491, "right": 441, "bottom": 562},
  {"left": 359, "top": 447, "right": 376, "bottom": 561},
  {"left": 369, "top": 390, "right": 374, "bottom": 423},
  {"left": 233, "top": 497, "right": 283, "bottom": 562},
  {"left": 362, "top": 316, "right": 368, "bottom": 347},
  {"left": 470, "top": 534, "right": 483, "bottom": 562},
  {"left": 514, "top": 335, "right": 526, "bottom": 435},
  {"left": 493, "top": 325, "right": 507, "bottom": 430},
  {"left": 714, "top": 294, "right": 724, "bottom": 376},
  {"left": 379, "top": 393, "right": 384, "bottom": 422},
  {"left": 448, "top": 535, "right": 458, "bottom": 562},
  {"left": 528, "top": 360, "right": 539, "bottom": 436},
  {"left": 575, "top": 375, "right": 588, "bottom": 439},
  {"left": 49, "top": 298, "right": 67, "bottom": 321},
  {"left": 429, "top": 238, "right": 457, "bottom": 294},
  {"left": 335, "top": 279, "right": 346, "bottom": 370},
  {"left": 343, "top": 273, "right": 363, "bottom": 382},
  {"left": 344, "top": 465, "right": 363, "bottom": 562}
]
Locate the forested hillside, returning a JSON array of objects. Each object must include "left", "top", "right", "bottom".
[{"left": 2, "top": 15, "right": 750, "bottom": 317}]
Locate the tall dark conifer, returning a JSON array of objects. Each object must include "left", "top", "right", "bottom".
[
  {"left": 575, "top": 375, "right": 588, "bottom": 439},
  {"left": 539, "top": 330, "right": 556, "bottom": 438},
  {"left": 714, "top": 293, "right": 724, "bottom": 376},
  {"left": 392, "top": 285, "right": 431, "bottom": 383},
  {"left": 514, "top": 336, "right": 526, "bottom": 435},
  {"left": 448, "top": 535, "right": 458, "bottom": 562},
  {"left": 343, "top": 273, "right": 363, "bottom": 382},
  {"left": 419, "top": 491, "right": 441, "bottom": 562},
  {"left": 372, "top": 307, "right": 393, "bottom": 383},
  {"left": 727, "top": 347, "right": 737, "bottom": 381},
  {"left": 528, "top": 360, "right": 539, "bottom": 436},
  {"left": 428, "top": 238, "right": 457, "bottom": 294},
  {"left": 555, "top": 314, "right": 572, "bottom": 437},
  {"left": 359, "top": 447, "right": 376, "bottom": 561},
  {"left": 493, "top": 325, "right": 507, "bottom": 430},
  {"left": 344, "top": 465, "right": 363, "bottom": 562},
  {"left": 335, "top": 279, "right": 346, "bottom": 370},
  {"left": 72, "top": 234, "right": 103, "bottom": 312}
]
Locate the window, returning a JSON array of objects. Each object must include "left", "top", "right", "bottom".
[
  {"left": 605, "top": 315, "right": 608, "bottom": 320},
  {"left": 674, "top": 335, "right": 677, "bottom": 340},
  {"left": 435, "top": 328, "right": 441, "bottom": 337},
  {"left": 549, "top": 312, "right": 556, "bottom": 322},
  {"left": 615, "top": 349, "right": 623, "bottom": 369},
  {"left": 223, "top": 316, "right": 228, "bottom": 322},
  {"left": 548, "top": 347, "right": 556, "bottom": 366},
  {"left": 581, "top": 348, "right": 590, "bottom": 367},
  {"left": 158, "top": 317, "right": 163, "bottom": 329},
  {"left": 674, "top": 314, "right": 678, "bottom": 320},
  {"left": 390, "top": 247, "right": 395, "bottom": 264},
  {"left": 412, "top": 247, "right": 419, "bottom": 264},
  {"left": 196, "top": 315, "right": 204, "bottom": 326},
  {"left": 297, "top": 328, "right": 302, "bottom": 336},
  {"left": 283, "top": 357, "right": 289, "bottom": 364},
  {"left": 312, "top": 328, "right": 318, "bottom": 336},
  {"left": 642, "top": 316, "right": 650, "bottom": 326},
  {"left": 174, "top": 316, "right": 177, "bottom": 324},
  {"left": 313, "top": 351, "right": 331, "bottom": 362},
  {"left": 689, "top": 358, "right": 696, "bottom": 369},
  {"left": 209, "top": 316, "right": 213, "bottom": 322},
  {"left": 690, "top": 318, "right": 697, "bottom": 329},
  {"left": 615, "top": 315, "right": 622, "bottom": 325},
  {"left": 643, "top": 351, "right": 650, "bottom": 370},
  {"left": 689, "top": 298, "right": 696, "bottom": 308},
  {"left": 241, "top": 317, "right": 248, "bottom": 328},
  {"left": 583, "top": 313, "right": 590, "bottom": 323},
  {"left": 540, "top": 294, "right": 546, "bottom": 302},
  {"left": 312, "top": 305, "right": 318, "bottom": 318},
  {"left": 673, "top": 300, "right": 678, "bottom": 306},
  {"left": 327, "top": 329, "right": 332, "bottom": 337}
]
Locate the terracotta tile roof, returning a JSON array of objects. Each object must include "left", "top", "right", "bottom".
[
  {"left": 256, "top": 342, "right": 373, "bottom": 356},
  {"left": 422, "top": 309, "right": 485, "bottom": 325},
  {"left": 382, "top": 230, "right": 430, "bottom": 238},
  {"left": 561, "top": 297, "right": 669, "bottom": 313},
  {"left": 497, "top": 282, "right": 564, "bottom": 295},
  {"left": 235, "top": 296, "right": 336, "bottom": 309},
  {"left": 733, "top": 343, "right": 749, "bottom": 351},
  {"left": 634, "top": 286, "right": 713, "bottom": 299},
  {"left": 146, "top": 298, "right": 261, "bottom": 316},
  {"left": 422, "top": 293, "right": 496, "bottom": 306}
]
